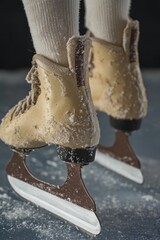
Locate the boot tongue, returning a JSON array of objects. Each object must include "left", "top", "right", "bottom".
[
  {"left": 25, "top": 63, "right": 37, "bottom": 83},
  {"left": 123, "top": 19, "right": 139, "bottom": 63},
  {"left": 67, "top": 36, "right": 91, "bottom": 87}
]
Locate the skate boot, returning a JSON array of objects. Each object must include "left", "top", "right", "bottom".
[
  {"left": 89, "top": 19, "right": 147, "bottom": 183},
  {"left": 0, "top": 36, "right": 101, "bottom": 235}
]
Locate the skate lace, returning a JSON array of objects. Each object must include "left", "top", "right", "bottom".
[
  {"left": 10, "top": 62, "right": 41, "bottom": 120},
  {"left": 88, "top": 50, "right": 95, "bottom": 78}
]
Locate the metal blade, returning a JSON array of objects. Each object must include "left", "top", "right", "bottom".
[
  {"left": 96, "top": 150, "right": 143, "bottom": 184},
  {"left": 8, "top": 175, "right": 101, "bottom": 236}
]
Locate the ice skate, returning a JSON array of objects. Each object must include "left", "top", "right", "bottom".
[
  {"left": 0, "top": 36, "right": 101, "bottom": 235},
  {"left": 89, "top": 20, "right": 147, "bottom": 183}
]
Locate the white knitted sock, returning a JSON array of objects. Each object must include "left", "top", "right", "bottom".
[
  {"left": 22, "top": 0, "right": 80, "bottom": 66},
  {"left": 85, "top": 0, "right": 131, "bottom": 46}
]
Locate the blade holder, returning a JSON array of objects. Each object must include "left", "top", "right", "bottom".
[
  {"left": 6, "top": 151, "right": 96, "bottom": 211},
  {"left": 98, "top": 130, "right": 141, "bottom": 168}
]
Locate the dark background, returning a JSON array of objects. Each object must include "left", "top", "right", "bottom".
[{"left": 0, "top": 0, "right": 160, "bottom": 69}]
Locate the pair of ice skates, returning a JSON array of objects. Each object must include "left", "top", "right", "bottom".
[{"left": 0, "top": 20, "right": 147, "bottom": 235}]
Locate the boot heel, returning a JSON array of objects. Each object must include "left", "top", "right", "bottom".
[
  {"left": 56, "top": 145, "right": 96, "bottom": 165},
  {"left": 109, "top": 116, "right": 142, "bottom": 132}
]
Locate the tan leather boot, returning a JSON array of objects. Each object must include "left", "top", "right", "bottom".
[
  {"left": 2, "top": 37, "right": 101, "bottom": 233},
  {"left": 0, "top": 36, "right": 100, "bottom": 156},
  {"left": 89, "top": 19, "right": 147, "bottom": 131}
]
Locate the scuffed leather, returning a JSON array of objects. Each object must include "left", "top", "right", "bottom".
[
  {"left": 0, "top": 36, "right": 100, "bottom": 149},
  {"left": 89, "top": 20, "right": 148, "bottom": 120}
]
